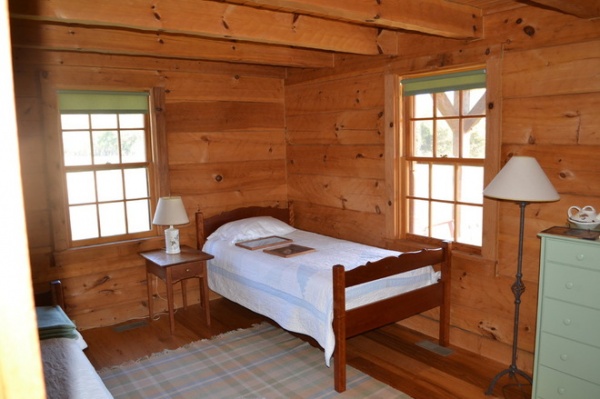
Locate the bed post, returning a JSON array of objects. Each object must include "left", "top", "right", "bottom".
[
  {"left": 332, "top": 264, "right": 347, "bottom": 392},
  {"left": 196, "top": 212, "right": 206, "bottom": 250},
  {"left": 439, "top": 241, "right": 452, "bottom": 347}
]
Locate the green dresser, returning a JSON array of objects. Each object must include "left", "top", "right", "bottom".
[{"left": 534, "top": 228, "right": 600, "bottom": 398}]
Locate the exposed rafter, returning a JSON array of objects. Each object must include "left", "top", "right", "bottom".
[
  {"left": 223, "top": 0, "right": 483, "bottom": 39},
  {"left": 10, "top": 0, "right": 399, "bottom": 56},
  {"left": 526, "top": 0, "right": 600, "bottom": 19}
]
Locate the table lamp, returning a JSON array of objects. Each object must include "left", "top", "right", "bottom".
[
  {"left": 483, "top": 156, "right": 559, "bottom": 395},
  {"left": 152, "top": 196, "right": 189, "bottom": 254}
]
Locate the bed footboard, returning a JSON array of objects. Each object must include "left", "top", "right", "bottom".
[{"left": 332, "top": 241, "right": 452, "bottom": 392}]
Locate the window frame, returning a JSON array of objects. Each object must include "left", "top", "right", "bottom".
[
  {"left": 403, "top": 86, "right": 486, "bottom": 252},
  {"left": 384, "top": 66, "right": 501, "bottom": 259},
  {"left": 42, "top": 85, "right": 169, "bottom": 251}
]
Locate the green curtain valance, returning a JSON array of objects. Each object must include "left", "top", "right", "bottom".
[
  {"left": 58, "top": 90, "right": 149, "bottom": 114},
  {"left": 401, "top": 69, "right": 486, "bottom": 96}
]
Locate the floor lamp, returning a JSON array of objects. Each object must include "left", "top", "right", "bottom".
[{"left": 483, "top": 156, "right": 559, "bottom": 395}]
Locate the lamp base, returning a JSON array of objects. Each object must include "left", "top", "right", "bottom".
[
  {"left": 485, "top": 364, "right": 532, "bottom": 395},
  {"left": 164, "top": 226, "right": 180, "bottom": 254}
]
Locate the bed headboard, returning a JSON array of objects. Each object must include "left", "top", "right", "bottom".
[{"left": 196, "top": 206, "right": 292, "bottom": 249}]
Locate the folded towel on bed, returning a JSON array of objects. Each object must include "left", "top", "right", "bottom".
[{"left": 36, "top": 306, "right": 78, "bottom": 340}]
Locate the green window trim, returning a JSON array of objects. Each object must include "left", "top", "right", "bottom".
[
  {"left": 401, "top": 69, "right": 486, "bottom": 96},
  {"left": 58, "top": 90, "right": 149, "bottom": 114}
]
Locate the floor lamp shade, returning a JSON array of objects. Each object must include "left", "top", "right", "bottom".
[
  {"left": 152, "top": 196, "right": 190, "bottom": 254},
  {"left": 483, "top": 156, "right": 559, "bottom": 202}
]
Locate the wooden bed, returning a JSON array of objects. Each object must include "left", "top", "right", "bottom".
[{"left": 196, "top": 206, "right": 451, "bottom": 393}]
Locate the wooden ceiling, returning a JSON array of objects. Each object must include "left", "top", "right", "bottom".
[{"left": 9, "top": 0, "right": 599, "bottom": 69}]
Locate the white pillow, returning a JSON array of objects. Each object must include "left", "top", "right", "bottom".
[{"left": 206, "top": 216, "right": 296, "bottom": 243}]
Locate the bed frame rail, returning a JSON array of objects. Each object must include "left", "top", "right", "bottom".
[{"left": 332, "top": 241, "right": 452, "bottom": 392}]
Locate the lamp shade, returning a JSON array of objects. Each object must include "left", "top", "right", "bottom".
[
  {"left": 152, "top": 196, "right": 189, "bottom": 226},
  {"left": 483, "top": 156, "right": 559, "bottom": 202}
]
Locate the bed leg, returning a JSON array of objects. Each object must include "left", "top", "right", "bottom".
[
  {"left": 439, "top": 241, "right": 452, "bottom": 347},
  {"left": 332, "top": 265, "right": 346, "bottom": 392}
]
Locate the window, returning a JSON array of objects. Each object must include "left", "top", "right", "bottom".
[
  {"left": 58, "top": 90, "right": 156, "bottom": 246},
  {"left": 401, "top": 70, "right": 486, "bottom": 248}
]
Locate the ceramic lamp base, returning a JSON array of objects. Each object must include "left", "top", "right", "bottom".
[{"left": 164, "top": 226, "right": 180, "bottom": 254}]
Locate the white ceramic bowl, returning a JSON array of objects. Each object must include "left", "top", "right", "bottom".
[{"left": 568, "top": 219, "right": 600, "bottom": 230}]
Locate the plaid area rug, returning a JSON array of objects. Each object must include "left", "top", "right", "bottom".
[{"left": 98, "top": 323, "right": 410, "bottom": 398}]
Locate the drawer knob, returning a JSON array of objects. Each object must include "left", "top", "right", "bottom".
[
  {"left": 186, "top": 268, "right": 191, "bottom": 272},
  {"left": 560, "top": 354, "right": 568, "bottom": 361},
  {"left": 576, "top": 253, "right": 585, "bottom": 261},
  {"left": 563, "top": 318, "right": 572, "bottom": 326},
  {"left": 564, "top": 282, "right": 574, "bottom": 289},
  {"left": 557, "top": 387, "right": 566, "bottom": 395}
]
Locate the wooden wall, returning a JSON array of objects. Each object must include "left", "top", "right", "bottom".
[
  {"left": 12, "top": 4, "right": 600, "bottom": 374},
  {"left": 14, "top": 50, "right": 288, "bottom": 328},
  {"left": 285, "top": 7, "right": 600, "bottom": 372}
]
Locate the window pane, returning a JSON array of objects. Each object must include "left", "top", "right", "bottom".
[
  {"left": 459, "top": 166, "right": 483, "bottom": 204},
  {"left": 436, "top": 119, "right": 459, "bottom": 158},
  {"left": 410, "top": 162, "right": 429, "bottom": 198},
  {"left": 121, "top": 130, "right": 146, "bottom": 163},
  {"left": 431, "top": 164, "right": 454, "bottom": 201},
  {"left": 413, "top": 120, "right": 433, "bottom": 157},
  {"left": 462, "top": 88, "right": 486, "bottom": 116},
  {"left": 91, "top": 114, "right": 118, "bottom": 129},
  {"left": 431, "top": 201, "right": 454, "bottom": 241},
  {"left": 66, "top": 172, "right": 96, "bottom": 204},
  {"left": 413, "top": 93, "right": 433, "bottom": 118},
  {"left": 93, "top": 130, "right": 119, "bottom": 164},
  {"left": 409, "top": 199, "right": 429, "bottom": 236},
  {"left": 97, "top": 170, "right": 123, "bottom": 202},
  {"left": 63, "top": 131, "right": 92, "bottom": 166},
  {"left": 463, "top": 118, "right": 486, "bottom": 159},
  {"left": 61, "top": 114, "right": 89, "bottom": 130},
  {"left": 457, "top": 204, "right": 482, "bottom": 246},
  {"left": 127, "top": 199, "right": 151, "bottom": 233},
  {"left": 119, "top": 114, "right": 144, "bottom": 128},
  {"left": 99, "top": 202, "right": 126, "bottom": 236},
  {"left": 124, "top": 168, "right": 148, "bottom": 199},
  {"left": 436, "top": 91, "right": 459, "bottom": 117},
  {"left": 70, "top": 205, "right": 98, "bottom": 240}
]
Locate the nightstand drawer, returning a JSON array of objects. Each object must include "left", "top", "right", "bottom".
[
  {"left": 545, "top": 262, "right": 600, "bottom": 310},
  {"left": 535, "top": 366, "right": 600, "bottom": 399},
  {"left": 540, "top": 298, "right": 600, "bottom": 346},
  {"left": 545, "top": 238, "right": 600, "bottom": 271},
  {"left": 538, "top": 332, "right": 600, "bottom": 384},
  {"left": 170, "top": 261, "right": 204, "bottom": 282}
]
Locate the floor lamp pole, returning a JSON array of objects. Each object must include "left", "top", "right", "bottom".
[{"left": 485, "top": 201, "right": 533, "bottom": 395}]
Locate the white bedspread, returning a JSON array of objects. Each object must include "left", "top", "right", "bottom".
[
  {"left": 203, "top": 229, "right": 439, "bottom": 365},
  {"left": 40, "top": 337, "right": 113, "bottom": 399}
]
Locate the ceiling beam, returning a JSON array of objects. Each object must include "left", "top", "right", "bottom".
[
  {"left": 10, "top": 0, "right": 398, "bottom": 55},
  {"left": 224, "top": 0, "right": 482, "bottom": 39},
  {"left": 10, "top": 19, "right": 335, "bottom": 68},
  {"left": 526, "top": 0, "right": 600, "bottom": 19}
]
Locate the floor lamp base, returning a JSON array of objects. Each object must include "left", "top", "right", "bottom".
[{"left": 485, "top": 364, "right": 532, "bottom": 395}]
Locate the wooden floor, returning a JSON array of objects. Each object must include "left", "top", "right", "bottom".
[{"left": 81, "top": 298, "right": 532, "bottom": 399}]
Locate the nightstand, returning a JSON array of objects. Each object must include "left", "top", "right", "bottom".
[{"left": 140, "top": 245, "right": 214, "bottom": 334}]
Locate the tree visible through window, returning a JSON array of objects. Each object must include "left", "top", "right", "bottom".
[
  {"left": 58, "top": 91, "right": 155, "bottom": 244},
  {"left": 402, "top": 70, "right": 486, "bottom": 247}
]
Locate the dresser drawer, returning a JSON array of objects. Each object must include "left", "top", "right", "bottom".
[
  {"left": 544, "top": 238, "right": 600, "bottom": 271},
  {"left": 534, "top": 365, "right": 600, "bottom": 399},
  {"left": 540, "top": 298, "right": 600, "bottom": 347},
  {"left": 544, "top": 262, "right": 600, "bottom": 311},
  {"left": 538, "top": 332, "right": 600, "bottom": 384},
  {"left": 170, "top": 261, "right": 204, "bottom": 282}
]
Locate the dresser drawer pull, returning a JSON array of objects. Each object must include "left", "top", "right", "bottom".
[
  {"left": 557, "top": 387, "right": 566, "bottom": 395},
  {"left": 564, "top": 281, "right": 574, "bottom": 289},
  {"left": 563, "top": 318, "right": 572, "bottom": 326},
  {"left": 560, "top": 354, "right": 568, "bottom": 361},
  {"left": 576, "top": 253, "right": 585, "bottom": 261},
  {"left": 186, "top": 268, "right": 191, "bottom": 272}
]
